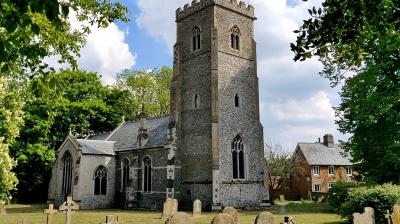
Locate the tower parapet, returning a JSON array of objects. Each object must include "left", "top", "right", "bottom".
[{"left": 176, "top": 0, "right": 255, "bottom": 21}]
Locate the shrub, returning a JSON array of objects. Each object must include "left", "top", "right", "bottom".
[
  {"left": 328, "top": 181, "right": 359, "bottom": 211},
  {"left": 338, "top": 183, "right": 400, "bottom": 223}
]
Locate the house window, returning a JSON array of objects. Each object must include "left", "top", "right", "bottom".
[
  {"left": 328, "top": 182, "right": 334, "bottom": 189},
  {"left": 232, "top": 135, "right": 245, "bottom": 179},
  {"left": 192, "top": 26, "right": 201, "bottom": 51},
  {"left": 121, "top": 158, "right": 130, "bottom": 191},
  {"left": 230, "top": 25, "right": 240, "bottom": 50},
  {"left": 313, "top": 184, "right": 321, "bottom": 192},
  {"left": 143, "top": 156, "right": 152, "bottom": 193},
  {"left": 346, "top": 166, "right": 352, "bottom": 176},
  {"left": 194, "top": 93, "right": 200, "bottom": 109},
  {"left": 312, "top": 166, "right": 320, "bottom": 176},
  {"left": 94, "top": 166, "right": 107, "bottom": 195},
  {"left": 235, "top": 94, "right": 239, "bottom": 107},
  {"left": 62, "top": 151, "right": 73, "bottom": 196},
  {"left": 328, "top": 165, "right": 335, "bottom": 176}
]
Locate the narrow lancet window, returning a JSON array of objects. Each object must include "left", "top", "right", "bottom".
[
  {"left": 94, "top": 166, "right": 107, "bottom": 195},
  {"left": 194, "top": 93, "right": 199, "bottom": 109},
  {"left": 122, "top": 158, "right": 130, "bottom": 191},
  {"left": 143, "top": 157, "right": 152, "bottom": 192},
  {"left": 192, "top": 26, "right": 201, "bottom": 51},
  {"left": 232, "top": 135, "right": 245, "bottom": 179},
  {"left": 235, "top": 94, "right": 239, "bottom": 107},
  {"left": 62, "top": 151, "right": 73, "bottom": 196}
]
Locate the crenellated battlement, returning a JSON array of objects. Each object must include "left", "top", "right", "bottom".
[{"left": 176, "top": 0, "right": 255, "bottom": 21}]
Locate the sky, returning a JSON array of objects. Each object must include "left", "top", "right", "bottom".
[{"left": 58, "top": 0, "right": 349, "bottom": 150}]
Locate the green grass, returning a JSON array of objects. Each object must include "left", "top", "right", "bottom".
[{"left": 1, "top": 202, "right": 342, "bottom": 224}]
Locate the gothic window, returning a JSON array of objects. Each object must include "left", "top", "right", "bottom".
[
  {"left": 192, "top": 26, "right": 201, "bottom": 51},
  {"left": 235, "top": 94, "right": 239, "bottom": 107},
  {"left": 94, "top": 166, "right": 107, "bottom": 195},
  {"left": 232, "top": 135, "right": 245, "bottom": 179},
  {"left": 62, "top": 151, "right": 73, "bottom": 196},
  {"left": 121, "top": 158, "right": 130, "bottom": 191},
  {"left": 230, "top": 25, "right": 240, "bottom": 50},
  {"left": 143, "top": 156, "right": 152, "bottom": 193},
  {"left": 194, "top": 93, "right": 200, "bottom": 109}
]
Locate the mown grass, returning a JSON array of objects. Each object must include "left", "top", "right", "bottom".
[{"left": 1, "top": 202, "right": 342, "bottom": 224}]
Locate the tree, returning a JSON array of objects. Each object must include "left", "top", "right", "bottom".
[
  {"left": 291, "top": 0, "right": 400, "bottom": 183},
  {"left": 0, "top": 0, "right": 128, "bottom": 79},
  {"left": 0, "top": 78, "right": 23, "bottom": 205},
  {"left": 115, "top": 67, "right": 173, "bottom": 119},
  {"left": 265, "top": 143, "right": 296, "bottom": 200},
  {"left": 11, "top": 69, "right": 126, "bottom": 201}
]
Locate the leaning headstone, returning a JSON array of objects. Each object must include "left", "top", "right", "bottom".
[
  {"left": 0, "top": 204, "right": 6, "bottom": 214},
  {"left": 44, "top": 203, "right": 58, "bottom": 224},
  {"left": 162, "top": 198, "right": 178, "bottom": 220},
  {"left": 353, "top": 207, "right": 375, "bottom": 224},
  {"left": 59, "top": 196, "right": 80, "bottom": 224},
  {"left": 222, "top": 207, "right": 238, "bottom": 224},
  {"left": 193, "top": 199, "right": 202, "bottom": 217},
  {"left": 211, "top": 214, "right": 235, "bottom": 224},
  {"left": 100, "top": 215, "right": 120, "bottom": 224},
  {"left": 254, "top": 212, "right": 277, "bottom": 224},
  {"left": 165, "top": 212, "right": 195, "bottom": 224}
]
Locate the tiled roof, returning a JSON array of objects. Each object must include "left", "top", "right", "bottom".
[
  {"left": 76, "top": 139, "right": 115, "bottom": 155},
  {"left": 297, "top": 143, "right": 352, "bottom": 166}
]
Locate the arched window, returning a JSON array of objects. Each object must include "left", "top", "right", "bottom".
[
  {"left": 143, "top": 157, "right": 152, "bottom": 192},
  {"left": 232, "top": 135, "right": 245, "bottom": 179},
  {"left": 235, "top": 94, "right": 239, "bottom": 107},
  {"left": 62, "top": 151, "right": 73, "bottom": 196},
  {"left": 192, "top": 26, "right": 201, "bottom": 51},
  {"left": 94, "top": 166, "right": 107, "bottom": 195},
  {"left": 121, "top": 158, "right": 130, "bottom": 191},
  {"left": 194, "top": 93, "right": 200, "bottom": 109},
  {"left": 231, "top": 25, "right": 240, "bottom": 50}
]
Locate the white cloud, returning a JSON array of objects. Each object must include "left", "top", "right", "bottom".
[
  {"left": 46, "top": 12, "right": 136, "bottom": 85},
  {"left": 135, "top": 0, "right": 345, "bottom": 148}
]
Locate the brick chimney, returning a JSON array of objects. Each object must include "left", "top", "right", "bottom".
[{"left": 323, "top": 134, "right": 334, "bottom": 147}]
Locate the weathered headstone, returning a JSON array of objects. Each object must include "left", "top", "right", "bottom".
[
  {"left": 211, "top": 214, "right": 235, "bottom": 224},
  {"left": 279, "top": 195, "right": 285, "bottom": 202},
  {"left": 162, "top": 198, "right": 178, "bottom": 220},
  {"left": 390, "top": 205, "right": 400, "bottom": 224},
  {"left": 254, "top": 212, "right": 276, "bottom": 224},
  {"left": 0, "top": 204, "right": 6, "bottom": 214},
  {"left": 353, "top": 207, "right": 375, "bottom": 224},
  {"left": 193, "top": 199, "right": 202, "bottom": 217},
  {"left": 59, "top": 196, "right": 80, "bottom": 224},
  {"left": 44, "top": 203, "right": 58, "bottom": 224},
  {"left": 165, "top": 212, "right": 195, "bottom": 224},
  {"left": 222, "top": 207, "right": 238, "bottom": 224},
  {"left": 100, "top": 215, "right": 120, "bottom": 224}
]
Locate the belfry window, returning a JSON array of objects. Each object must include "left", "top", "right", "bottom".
[
  {"left": 194, "top": 93, "right": 200, "bottom": 109},
  {"left": 230, "top": 25, "right": 240, "bottom": 50},
  {"left": 143, "top": 157, "right": 152, "bottom": 192},
  {"left": 62, "top": 151, "right": 73, "bottom": 196},
  {"left": 192, "top": 26, "right": 201, "bottom": 51},
  {"left": 235, "top": 94, "right": 239, "bottom": 107},
  {"left": 122, "top": 158, "right": 130, "bottom": 191},
  {"left": 94, "top": 166, "right": 107, "bottom": 195},
  {"left": 232, "top": 135, "right": 245, "bottom": 179}
]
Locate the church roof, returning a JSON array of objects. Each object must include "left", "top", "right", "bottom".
[
  {"left": 76, "top": 139, "right": 115, "bottom": 155},
  {"left": 109, "top": 115, "right": 172, "bottom": 151},
  {"left": 297, "top": 143, "right": 352, "bottom": 166}
]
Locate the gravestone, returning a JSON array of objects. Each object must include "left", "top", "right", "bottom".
[
  {"left": 165, "top": 212, "right": 195, "bottom": 224},
  {"left": 211, "top": 214, "right": 235, "bottom": 224},
  {"left": 162, "top": 198, "right": 178, "bottom": 220},
  {"left": 44, "top": 203, "right": 58, "bottom": 224},
  {"left": 254, "top": 212, "right": 277, "bottom": 224},
  {"left": 0, "top": 204, "right": 6, "bottom": 214},
  {"left": 100, "top": 215, "right": 120, "bottom": 224},
  {"left": 59, "top": 196, "right": 80, "bottom": 224},
  {"left": 317, "top": 195, "right": 325, "bottom": 203},
  {"left": 222, "top": 207, "right": 238, "bottom": 224},
  {"left": 388, "top": 205, "right": 400, "bottom": 224},
  {"left": 193, "top": 199, "right": 202, "bottom": 217},
  {"left": 279, "top": 195, "right": 285, "bottom": 202},
  {"left": 353, "top": 207, "right": 375, "bottom": 224}
]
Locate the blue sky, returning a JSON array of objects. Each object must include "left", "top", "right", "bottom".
[{"left": 65, "top": 0, "right": 348, "bottom": 150}]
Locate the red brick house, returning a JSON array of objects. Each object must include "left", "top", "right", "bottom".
[{"left": 290, "top": 134, "right": 353, "bottom": 200}]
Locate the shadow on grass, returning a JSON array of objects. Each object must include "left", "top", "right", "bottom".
[
  {"left": 5, "top": 204, "right": 45, "bottom": 214},
  {"left": 272, "top": 203, "right": 336, "bottom": 215}
]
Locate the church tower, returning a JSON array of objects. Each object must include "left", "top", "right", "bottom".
[{"left": 171, "top": 0, "right": 268, "bottom": 210}]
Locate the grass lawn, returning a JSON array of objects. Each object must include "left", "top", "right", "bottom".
[{"left": 1, "top": 202, "right": 342, "bottom": 224}]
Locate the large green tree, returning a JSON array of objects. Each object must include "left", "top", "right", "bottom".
[
  {"left": 11, "top": 69, "right": 126, "bottom": 201},
  {"left": 0, "top": 78, "right": 23, "bottom": 205},
  {"left": 0, "top": 0, "right": 128, "bottom": 78},
  {"left": 291, "top": 0, "right": 400, "bottom": 183}
]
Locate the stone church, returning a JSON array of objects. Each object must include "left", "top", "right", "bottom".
[{"left": 48, "top": 0, "right": 269, "bottom": 210}]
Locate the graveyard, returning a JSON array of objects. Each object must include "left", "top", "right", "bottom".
[{"left": 1, "top": 201, "right": 342, "bottom": 224}]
